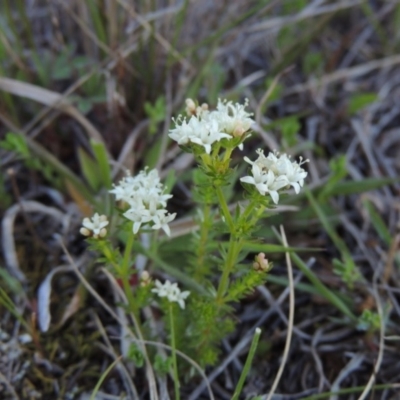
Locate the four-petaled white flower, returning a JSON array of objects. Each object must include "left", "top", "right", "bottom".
[
  {"left": 169, "top": 98, "right": 254, "bottom": 154},
  {"left": 152, "top": 279, "right": 190, "bottom": 309},
  {"left": 80, "top": 213, "right": 109, "bottom": 238},
  {"left": 241, "top": 149, "right": 308, "bottom": 204},
  {"left": 110, "top": 168, "right": 176, "bottom": 236},
  {"left": 190, "top": 119, "right": 231, "bottom": 154}
]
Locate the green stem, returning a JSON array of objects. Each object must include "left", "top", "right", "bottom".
[
  {"left": 120, "top": 229, "right": 140, "bottom": 320},
  {"left": 216, "top": 235, "right": 243, "bottom": 303},
  {"left": 200, "top": 153, "right": 212, "bottom": 167},
  {"left": 169, "top": 304, "right": 180, "bottom": 400},
  {"left": 240, "top": 199, "right": 259, "bottom": 224},
  {"left": 215, "top": 186, "right": 235, "bottom": 232},
  {"left": 194, "top": 204, "right": 211, "bottom": 281},
  {"left": 222, "top": 147, "right": 233, "bottom": 163},
  {"left": 121, "top": 273, "right": 140, "bottom": 322},
  {"left": 248, "top": 202, "right": 268, "bottom": 227},
  {"left": 122, "top": 230, "right": 135, "bottom": 274},
  {"left": 231, "top": 327, "right": 262, "bottom": 400}
]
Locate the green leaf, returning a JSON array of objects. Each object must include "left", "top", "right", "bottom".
[
  {"left": 154, "top": 355, "right": 173, "bottom": 376},
  {"left": 302, "top": 51, "right": 324, "bottom": 75},
  {"left": 144, "top": 96, "right": 166, "bottom": 135},
  {"left": 0, "top": 132, "right": 29, "bottom": 157},
  {"left": 320, "top": 177, "right": 397, "bottom": 198},
  {"left": 280, "top": 117, "right": 300, "bottom": 147},
  {"left": 127, "top": 343, "right": 144, "bottom": 368},
  {"left": 78, "top": 147, "right": 101, "bottom": 192},
  {"left": 306, "top": 189, "right": 362, "bottom": 287},
  {"left": 263, "top": 78, "right": 283, "bottom": 103},
  {"left": 362, "top": 200, "right": 391, "bottom": 244},
  {"left": 348, "top": 92, "right": 378, "bottom": 115},
  {"left": 76, "top": 98, "right": 93, "bottom": 114},
  {"left": 91, "top": 140, "right": 112, "bottom": 189}
]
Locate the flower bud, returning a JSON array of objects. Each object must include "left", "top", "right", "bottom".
[
  {"left": 80, "top": 213, "right": 109, "bottom": 239},
  {"left": 253, "top": 252, "right": 271, "bottom": 272},
  {"left": 140, "top": 270, "right": 151, "bottom": 287},
  {"left": 185, "top": 98, "right": 197, "bottom": 116}
]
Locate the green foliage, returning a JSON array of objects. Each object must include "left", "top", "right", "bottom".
[
  {"left": 263, "top": 78, "right": 284, "bottom": 103},
  {"left": 280, "top": 116, "right": 300, "bottom": 148},
  {"left": 302, "top": 51, "right": 324, "bottom": 76},
  {"left": 307, "top": 190, "right": 362, "bottom": 289},
  {"left": 185, "top": 297, "right": 235, "bottom": 366},
  {"left": 144, "top": 96, "right": 166, "bottom": 135},
  {"left": 127, "top": 343, "right": 145, "bottom": 368},
  {"left": 348, "top": 92, "right": 378, "bottom": 115},
  {"left": 357, "top": 309, "right": 381, "bottom": 332},
  {"left": 153, "top": 354, "right": 173, "bottom": 376},
  {"left": 282, "top": 0, "right": 308, "bottom": 14},
  {"left": 204, "top": 62, "right": 226, "bottom": 104},
  {"left": 362, "top": 200, "right": 391, "bottom": 244},
  {"left": 225, "top": 269, "right": 268, "bottom": 303},
  {"left": 78, "top": 140, "right": 112, "bottom": 193},
  {"left": 0, "top": 133, "right": 62, "bottom": 188}
]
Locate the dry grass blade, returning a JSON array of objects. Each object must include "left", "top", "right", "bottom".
[
  {"left": 55, "top": 0, "right": 138, "bottom": 78},
  {"left": 2, "top": 200, "right": 65, "bottom": 284},
  {"left": 264, "top": 226, "right": 295, "bottom": 400},
  {"left": 111, "top": 120, "right": 149, "bottom": 178},
  {"left": 114, "top": 0, "right": 192, "bottom": 70},
  {"left": 330, "top": 354, "right": 366, "bottom": 400},
  {"left": 247, "top": 0, "right": 364, "bottom": 32},
  {"left": 0, "top": 371, "right": 19, "bottom": 400},
  {"left": 357, "top": 287, "right": 386, "bottom": 399},
  {"left": 92, "top": 313, "right": 139, "bottom": 399},
  {"left": 285, "top": 54, "right": 400, "bottom": 95},
  {"left": 0, "top": 77, "right": 106, "bottom": 146},
  {"left": 37, "top": 265, "right": 74, "bottom": 332}
]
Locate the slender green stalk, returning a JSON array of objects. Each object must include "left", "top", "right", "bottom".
[
  {"left": 121, "top": 230, "right": 135, "bottom": 274},
  {"left": 231, "top": 327, "right": 262, "bottom": 400},
  {"left": 169, "top": 303, "right": 180, "bottom": 400},
  {"left": 194, "top": 204, "right": 212, "bottom": 281},
  {"left": 121, "top": 272, "right": 139, "bottom": 321},
  {"left": 216, "top": 235, "right": 243, "bottom": 302},
  {"left": 120, "top": 229, "right": 139, "bottom": 319},
  {"left": 90, "top": 356, "right": 122, "bottom": 400},
  {"left": 215, "top": 186, "right": 235, "bottom": 232},
  {"left": 222, "top": 147, "right": 233, "bottom": 163},
  {"left": 240, "top": 199, "right": 259, "bottom": 224}
]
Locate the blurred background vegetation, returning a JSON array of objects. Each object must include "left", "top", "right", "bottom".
[{"left": 1, "top": 0, "right": 400, "bottom": 399}]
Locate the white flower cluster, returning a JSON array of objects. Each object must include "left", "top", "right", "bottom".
[
  {"left": 80, "top": 213, "right": 109, "bottom": 238},
  {"left": 151, "top": 279, "right": 190, "bottom": 309},
  {"left": 169, "top": 98, "right": 254, "bottom": 154},
  {"left": 110, "top": 168, "right": 176, "bottom": 236},
  {"left": 240, "top": 149, "right": 308, "bottom": 204}
]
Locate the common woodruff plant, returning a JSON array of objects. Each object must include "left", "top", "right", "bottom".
[{"left": 81, "top": 98, "right": 308, "bottom": 382}]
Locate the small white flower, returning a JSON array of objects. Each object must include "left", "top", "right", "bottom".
[
  {"left": 110, "top": 168, "right": 175, "bottom": 236},
  {"left": 214, "top": 98, "right": 254, "bottom": 137},
  {"left": 80, "top": 213, "right": 109, "bottom": 238},
  {"left": 169, "top": 98, "right": 254, "bottom": 153},
  {"left": 241, "top": 149, "right": 308, "bottom": 204},
  {"left": 169, "top": 117, "right": 194, "bottom": 145},
  {"left": 152, "top": 279, "right": 190, "bottom": 309},
  {"left": 241, "top": 165, "right": 281, "bottom": 204},
  {"left": 151, "top": 212, "right": 177, "bottom": 236},
  {"left": 190, "top": 119, "right": 230, "bottom": 154}
]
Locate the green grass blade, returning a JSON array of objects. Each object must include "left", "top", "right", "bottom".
[
  {"left": 290, "top": 252, "right": 356, "bottom": 321},
  {"left": 319, "top": 177, "right": 398, "bottom": 199},
  {"left": 90, "top": 356, "right": 122, "bottom": 400}
]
